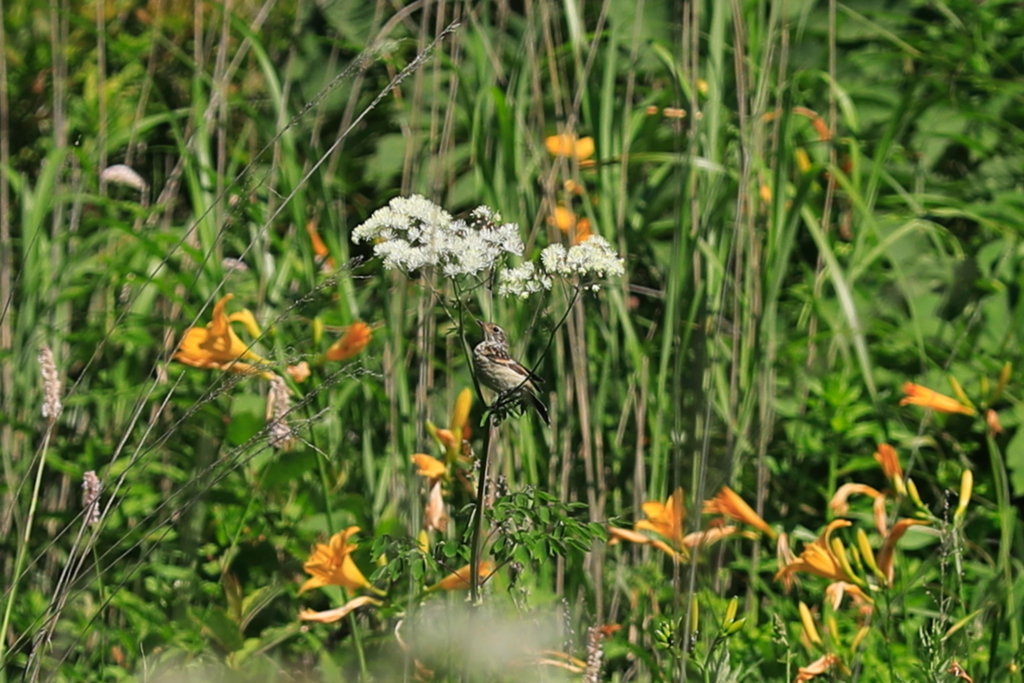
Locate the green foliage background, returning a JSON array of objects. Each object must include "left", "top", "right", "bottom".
[{"left": 3, "top": 0, "right": 1024, "bottom": 681}]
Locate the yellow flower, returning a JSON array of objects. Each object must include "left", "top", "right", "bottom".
[
  {"left": 411, "top": 453, "right": 447, "bottom": 481},
  {"left": 900, "top": 382, "right": 975, "bottom": 415},
  {"left": 174, "top": 294, "right": 270, "bottom": 376},
  {"left": 299, "top": 526, "right": 380, "bottom": 595},
  {"left": 545, "top": 133, "right": 595, "bottom": 161},
  {"left": 775, "top": 520, "right": 856, "bottom": 583},
  {"left": 428, "top": 562, "right": 495, "bottom": 592},
  {"left": 703, "top": 486, "right": 776, "bottom": 539},
  {"left": 325, "top": 322, "right": 372, "bottom": 362}
]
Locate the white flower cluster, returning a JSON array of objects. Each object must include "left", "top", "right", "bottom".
[
  {"left": 497, "top": 262, "right": 551, "bottom": 298},
  {"left": 540, "top": 236, "right": 625, "bottom": 279},
  {"left": 352, "top": 195, "right": 523, "bottom": 277},
  {"left": 500, "top": 236, "right": 625, "bottom": 297},
  {"left": 355, "top": 196, "right": 625, "bottom": 297}
]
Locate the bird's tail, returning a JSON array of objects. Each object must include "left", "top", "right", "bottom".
[{"left": 528, "top": 391, "right": 550, "bottom": 426}]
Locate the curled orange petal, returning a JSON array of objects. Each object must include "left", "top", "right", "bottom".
[
  {"left": 430, "top": 562, "right": 494, "bottom": 591},
  {"left": 299, "top": 596, "right": 382, "bottom": 623},
  {"left": 703, "top": 486, "right": 776, "bottom": 538}
]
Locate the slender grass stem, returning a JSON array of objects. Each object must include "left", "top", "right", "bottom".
[{"left": 0, "top": 427, "right": 52, "bottom": 680}]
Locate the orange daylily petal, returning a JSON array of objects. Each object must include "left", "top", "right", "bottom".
[
  {"left": 682, "top": 525, "right": 738, "bottom": 548},
  {"left": 877, "top": 519, "right": 930, "bottom": 585},
  {"left": 430, "top": 562, "right": 495, "bottom": 591},
  {"left": 828, "top": 483, "right": 883, "bottom": 516},
  {"left": 286, "top": 361, "right": 311, "bottom": 383},
  {"left": 325, "top": 322, "right": 372, "bottom": 362},
  {"left": 824, "top": 581, "right": 874, "bottom": 611},
  {"left": 986, "top": 409, "right": 1003, "bottom": 434},
  {"left": 550, "top": 206, "right": 576, "bottom": 231},
  {"left": 795, "top": 654, "right": 840, "bottom": 682},
  {"left": 227, "top": 308, "right": 262, "bottom": 340},
  {"left": 299, "top": 596, "right": 382, "bottom": 623},
  {"left": 900, "top": 382, "right": 975, "bottom": 415},
  {"left": 306, "top": 220, "right": 331, "bottom": 259},
  {"left": 703, "top": 486, "right": 776, "bottom": 539},
  {"left": 545, "top": 134, "right": 595, "bottom": 161},
  {"left": 607, "top": 526, "right": 652, "bottom": 546},
  {"left": 424, "top": 479, "right": 449, "bottom": 532},
  {"left": 873, "top": 443, "right": 903, "bottom": 481},
  {"left": 434, "top": 429, "right": 457, "bottom": 451},
  {"left": 548, "top": 207, "right": 592, "bottom": 245},
  {"left": 411, "top": 453, "right": 447, "bottom": 480}
]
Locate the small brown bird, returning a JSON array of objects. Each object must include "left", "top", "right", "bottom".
[{"left": 473, "top": 320, "right": 550, "bottom": 425}]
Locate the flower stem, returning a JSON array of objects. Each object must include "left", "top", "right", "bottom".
[
  {"left": 470, "top": 420, "right": 496, "bottom": 602},
  {"left": 314, "top": 450, "right": 369, "bottom": 681}
]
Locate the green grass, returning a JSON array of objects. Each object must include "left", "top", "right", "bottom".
[{"left": 3, "top": 1, "right": 1024, "bottom": 682}]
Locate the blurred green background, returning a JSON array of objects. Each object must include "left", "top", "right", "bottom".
[{"left": 4, "top": 0, "right": 1024, "bottom": 681}]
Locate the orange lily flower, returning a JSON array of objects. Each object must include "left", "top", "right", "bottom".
[
  {"left": 876, "top": 519, "right": 931, "bottom": 586},
  {"left": 635, "top": 488, "right": 686, "bottom": 549},
  {"left": 900, "top": 382, "right": 975, "bottom": 415},
  {"left": 325, "top": 321, "right": 372, "bottom": 362},
  {"left": 775, "top": 520, "right": 856, "bottom": 583},
  {"left": 703, "top": 486, "right": 776, "bottom": 539},
  {"left": 299, "top": 526, "right": 381, "bottom": 595},
  {"left": 545, "top": 133, "right": 595, "bottom": 162},
  {"left": 549, "top": 206, "right": 592, "bottom": 244},
  {"left": 174, "top": 294, "right": 270, "bottom": 376},
  {"left": 411, "top": 454, "right": 447, "bottom": 481},
  {"left": 428, "top": 562, "right": 495, "bottom": 592},
  {"left": 609, "top": 488, "right": 687, "bottom": 560}
]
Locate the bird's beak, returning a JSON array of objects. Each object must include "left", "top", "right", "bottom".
[{"left": 475, "top": 318, "right": 487, "bottom": 328}]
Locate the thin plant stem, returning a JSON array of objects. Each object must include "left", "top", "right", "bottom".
[
  {"left": 469, "top": 420, "right": 496, "bottom": 603},
  {"left": 314, "top": 449, "right": 369, "bottom": 681},
  {"left": 0, "top": 428, "right": 52, "bottom": 680}
]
